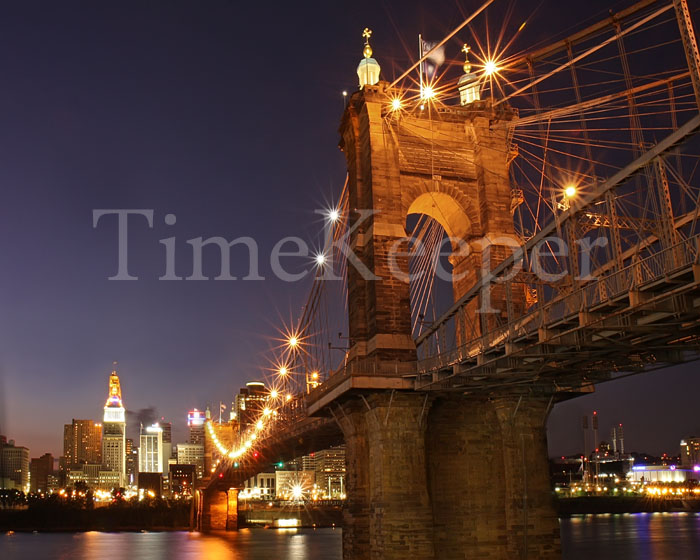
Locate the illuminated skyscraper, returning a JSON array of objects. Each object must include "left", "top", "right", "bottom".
[
  {"left": 139, "top": 424, "right": 165, "bottom": 474},
  {"left": 63, "top": 419, "right": 102, "bottom": 467},
  {"left": 102, "top": 367, "right": 126, "bottom": 487},
  {"left": 233, "top": 382, "right": 267, "bottom": 434},
  {"left": 125, "top": 438, "right": 137, "bottom": 484},
  {"left": 188, "top": 410, "right": 206, "bottom": 445}
]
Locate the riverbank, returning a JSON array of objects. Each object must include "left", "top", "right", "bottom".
[
  {"left": 558, "top": 496, "right": 700, "bottom": 515},
  {"left": 0, "top": 500, "right": 191, "bottom": 532}
]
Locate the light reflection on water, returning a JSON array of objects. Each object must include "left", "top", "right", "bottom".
[
  {"left": 560, "top": 512, "right": 700, "bottom": 560},
  {"left": 1, "top": 528, "right": 343, "bottom": 560},
  {"left": 3, "top": 514, "right": 700, "bottom": 559}
]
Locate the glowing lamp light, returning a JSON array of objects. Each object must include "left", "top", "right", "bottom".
[
  {"left": 422, "top": 86, "right": 435, "bottom": 100},
  {"left": 694, "top": 466, "right": 700, "bottom": 472},
  {"left": 270, "top": 390, "right": 279, "bottom": 399},
  {"left": 328, "top": 208, "right": 340, "bottom": 222},
  {"left": 564, "top": 185, "right": 577, "bottom": 198},
  {"left": 263, "top": 407, "right": 272, "bottom": 416},
  {"left": 256, "top": 420, "right": 264, "bottom": 430},
  {"left": 484, "top": 60, "right": 498, "bottom": 76},
  {"left": 391, "top": 98, "right": 402, "bottom": 111},
  {"left": 286, "top": 394, "right": 292, "bottom": 401},
  {"left": 311, "top": 371, "right": 319, "bottom": 380},
  {"left": 279, "top": 366, "right": 288, "bottom": 376},
  {"left": 315, "top": 253, "right": 327, "bottom": 266},
  {"left": 291, "top": 484, "right": 304, "bottom": 500}
]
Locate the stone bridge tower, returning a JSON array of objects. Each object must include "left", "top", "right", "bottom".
[{"left": 326, "top": 36, "right": 560, "bottom": 560}]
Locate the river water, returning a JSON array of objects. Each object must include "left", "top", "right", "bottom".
[{"left": 2, "top": 513, "right": 700, "bottom": 559}]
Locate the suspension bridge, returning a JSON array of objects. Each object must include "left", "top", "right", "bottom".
[{"left": 193, "top": 1, "right": 700, "bottom": 558}]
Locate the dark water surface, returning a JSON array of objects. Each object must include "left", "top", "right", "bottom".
[{"left": 3, "top": 513, "right": 700, "bottom": 559}]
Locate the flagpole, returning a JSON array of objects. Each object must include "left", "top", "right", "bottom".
[
  {"left": 418, "top": 34, "right": 423, "bottom": 97},
  {"left": 389, "top": 0, "right": 494, "bottom": 89}
]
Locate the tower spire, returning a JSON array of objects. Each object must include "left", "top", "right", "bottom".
[
  {"left": 357, "top": 28, "right": 381, "bottom": 88},
  {"left": 458, "top": 43, "right": 480, "bottom": 106}
]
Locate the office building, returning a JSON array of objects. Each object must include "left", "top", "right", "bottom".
[
  {"left": 176, "top": 443, "right": 204, "bottom": 479},
  {"left": 314, "top": 446, "right": 346, "bottom": 498},
  {"left": 67, "top": 463, "right": 122, "bottom": 491},
  {"left": 1, "top": 440, "right": 30, "bottom": 490},
  {"left": 188, "top": 410, "right": 206, "bottom": 445},
  {"left": 160, "top": 421, "right": 174, "bottom": 461},
  {"left": 63, "top": 419, "right": 102, "bottom": 467},
  {"left": 242, "top": 472, "right": 276, "bottom": 499},
  {"left": 681, "top": 437, "right": 700, "bottom": 467},
  {"left": 275, "top": 470, "right": 315, "bottom": 500},
  {"left": 233, "top": 382, "right": 267, "bottom": 433},
  {"left": 169, "top": 464, "right": 195, "bottom": 497},
  {"left": 29, "top": 453, "right": 54, "bottom": 493},
  {"left": 287, "top": 454, "right": 316, "bottom": 472},
  {"left": 102, "top": 367, "right": 127, "bottom": 487},
  {"left": 125, "top": 438, "right": 137, "bottom": 484},
  {"left": 139, "top": 424, "right": 165, "bottom": 474}
]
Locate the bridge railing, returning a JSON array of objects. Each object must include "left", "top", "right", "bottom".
[{"left": 416, "top": 234, "right": 700, "bottom": 374}]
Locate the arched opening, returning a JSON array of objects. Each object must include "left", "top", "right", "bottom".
[
  {"left": 407, "top": 192, "right": 473, "bottom": 243},
  {"left": 404, "top": 191, "right": 476, "bottom": 340}
]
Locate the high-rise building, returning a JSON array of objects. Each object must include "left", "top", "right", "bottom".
[
  {"left": 188, "top": 410, "right": 206, "bottom": 444},
  {"left": 139, "top": 424, "right": 165, "bottom": 474},
  {"left": 102, "top": 367, "right": 127, "bottom": 487},
  {"left": 233, "top": 382, "right": 267, "bottom": 433},
  {"left": 160, "top": 421, "right": 173, "bottom": 461},
  {"left": 29, "top": 453, "right": 54, "bottom": 493},
  {"left": 63, "top": 420, "right": 102, "bottom": 468},
  {"left": 314, "top": 446, "right": 346, "bottom": 499},
  {"left": 287, "top": 454, "right": 316, "bottom": 472},
  {"left": 125, "top": 438, "right": 138, "bottom": 485},
  {"left": 1, "top": 440, "right": 30, "bottom": 490},
  {"left": 176, "top": 443, "right": 204, "bottom": 479}
]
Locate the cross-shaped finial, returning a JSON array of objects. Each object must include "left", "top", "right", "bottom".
[
  {"left": 363, "top": 28, "right": 372, "bottom": 43},
  {"left": 462, "top": 44, "right": 471, "bottom": 56}
]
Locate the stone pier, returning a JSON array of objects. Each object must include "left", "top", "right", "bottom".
[
  {"left": 337, "top": 391, "right": 560, "bottom": 560},
  {"left": 197, "top": 487, "right": 239, "bottom": 532}
]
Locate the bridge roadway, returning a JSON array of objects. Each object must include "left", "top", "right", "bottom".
[{"left": 199, "top": 232, "right": 700, "bottom": 522}]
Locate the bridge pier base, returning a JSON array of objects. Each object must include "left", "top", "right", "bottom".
[
  {"left": 339, "top": 392, "right": 560, "bottom": 559},
  {"left": 196, "top": 487, "right": 239, "bottom": 532},
  {"left": 339, "top": 393, "right": 435, "bottom": 560},
  {"left": 427, "top": 395, "right": 560, "bottom": 559}
]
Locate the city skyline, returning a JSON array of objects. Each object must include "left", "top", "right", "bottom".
[{"left": 5, "top": 358, "right": 700, "bottom": 460}]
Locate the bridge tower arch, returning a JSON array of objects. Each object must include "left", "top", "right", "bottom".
[{"left": 340, "top": 81, "right": 521, "bottom": 366}]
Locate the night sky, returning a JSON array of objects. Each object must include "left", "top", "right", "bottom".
[{"left": 0, "top": 0, "right": 698, "bottom": 459}]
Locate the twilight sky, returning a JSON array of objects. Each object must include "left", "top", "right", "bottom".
[{"left": 0, "top": 0, "right": 698, "bottom": 459}]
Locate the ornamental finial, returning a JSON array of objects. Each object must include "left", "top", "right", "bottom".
[
  {"left": 362, "top": 28, "right": 373, "bottom": 59},
  {"left": 462, "top": 44, "right": 472, "bottom": 74}
]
